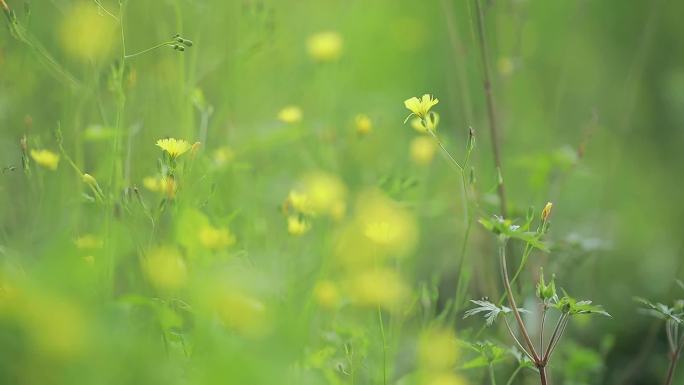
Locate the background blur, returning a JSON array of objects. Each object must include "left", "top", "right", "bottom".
[{"left": 1, "top": 0, "right": 684, "bottom": 384}]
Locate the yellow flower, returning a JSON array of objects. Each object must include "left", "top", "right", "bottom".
[
  {"left": 30, "top": 149, "right": 60, "bottom": 170},
  {"left": 404, "top": 94, "right": 439, "bottom": 121},
  {"left": 215, "top": 291, "right": 270, "bottom": 337},
  {"left": 142, "top": 176, "right": 177, "bottom": 198},
  {"left": 74, "top": 235, "right": 103, "bottom": 250},
  {"left": 287, "top": 215, "right": 311, "bottom": 236},
  {"left": 411, "top": 112, "right": 440, "bottom": 133},
  {"left": 287, "top": 190, "right": 314, "bottom": 215},
  {"left": 307, "top": 31, "right": 343, "bottom": 62},
  {"left": 410, "top": 136, "right": 437, "bottom": 165},
  {"left": 212, "top": 146, "right": 235, "bottom": 167},
  {"left": 277, "top": 106, "right": 303, "bottom": 124},
  {"left": 355, "top": 114, "right": 373, "bottom": 135},
  {"left": 301, "top": 172, "right": 348, "bottom": 219},
  {"left": 198, "top": 224, "right": 236, "bottom": 250},
  {"left": 541, "top": 202, "right": 553, "bottom": 221},
  {"left": 347, "top": 268, "right": 409, "bottom": 310},
  {"left": 156, "top": 138, "right": 192, "bottom": 159},
  {"left": 313, "top": 280, "right": 340, "bottom": 309},
  {"left": 142, "top": 246, "right": 187, "bottom": 291},
  {"left": 419, "top": 327, "right": 459, "bottom": 370},
  {"left": 59, "top": 2, "right": 116, "bottom": 61}
]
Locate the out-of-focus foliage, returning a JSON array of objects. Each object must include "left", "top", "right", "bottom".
[{"left": 1, "top": 0, "right": 684, "bottom": 384}]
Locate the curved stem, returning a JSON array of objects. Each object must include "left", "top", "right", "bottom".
[
  {"left": 499, "top": 240, "right": 540, "bottom": 362},
  {"left": 505, "top": 366, "right": 523, "bottom": 385},
  {"left": 125, "top": 41, "right": 174, "bottom": 59},
  {"left": 503, "top": 317, "right": 534, "bottom": 362},
  {"left": 428, "top": 129, "right": 464, "bottom": 172}
]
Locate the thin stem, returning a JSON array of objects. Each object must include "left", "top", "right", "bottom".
[
  {"left": 125, "top": 41, "right": 174, "bottom": 59},
  {"left": 540, "top": 306, "right": 548, "bottom": 354},
  {"left": 377, "top": 307, "right": 387, "bottom": 385},
  {"left": 545, "top": 317, "right": 569, "bottom": 363},
  {"left": 664, "top": 337, "right": 684, "bottom": 385},
  {"left": 428, "top": 129, "right": 464, "bottom": 172},
  {"left": 503, "top": 317, "right": 534, "bottom": 362},
  {"left": 543, "top": 313, "right": 568, "bottom": 364},
  {"left": 473, "top": 0, "right": 507, "bottom": 217},
  {"left": 499, "top": 240, "right": 540, "bottom": 362},
  {"left": 505, "top": 366, "right": 523, "bottom": 385},
  {"left": 93, "top": 0, "right": 119, "bottom": 20},
  {"left": 488, "top": 363, "right": 497, "bottom": 385}
]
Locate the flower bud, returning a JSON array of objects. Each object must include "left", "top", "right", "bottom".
[{"left": 541, "top": 202, "right": 553, "bottom": 222}]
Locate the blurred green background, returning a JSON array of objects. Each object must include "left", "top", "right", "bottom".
[{"left": 1, "top": 0, "right": 684, "bottom": 384}]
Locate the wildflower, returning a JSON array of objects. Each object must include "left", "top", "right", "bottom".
[
  {"left": 30, "top": 149, "right": 60, "bottom": 170},
  {"left": 74, "top": 235, "right": 103, "bottom": 249},
  {"left": 156, "top": 138, "right": 192, "bottom": 159},
  {"left": 277, "top": 106, "right": 303, "bottom": 124},
  {"left": 541, "top": 202, "right": 553, "bottom": 222},
  {"left": 212, "top": 146, "right": 235, "bottom": 167},
  {"left": 288, "top": 215, "right": 311, "bottom": 236},
  {"left": 81, "top": 173, "right": 98, "bottom": 187},
  {"left": 198, "top": 224, "right": 236, "bottom": 250},
  {"left": 355, "top": 114, "right": 373, "bottom": 135},
  {"left": 418, "top": 327, "right": 459, "bottom": 370},
  {"left": 347, "top": 268, "right": 409, "bottom": 310},
  {"left": 355, "top": 189, "right": 418, "bottom": 256},
  {"left": 404, "top": 94, "right": 439, "bottom": 121},
  {"left": 142, "top": 246, "right": 187, "bottom": 291},
  {"left": 411, "top": 111, "right": 440, "bottom": 133},
  {"left": 287, "top": 190, "right": 314, "bottom": 215},
  {"left": 313, "top": 280, "right": 340, "bottom": 309},
  {"left": 59, "top": 2, "right": 116, "bottom": 61},
  {"left": 143, "top": 176, "right": 177, "bottom": 198},
  {"left": 306, "top": 31, "right": 343, "bottom": 62},
  {"left": 301, "top": 172, "right": 347, "bottom": 219},
  {"left": 215, "top": 291, "right": 270, "bottom": 337},
  {"left": 410, "top": 136, "right": 437, "bottom": 165}
]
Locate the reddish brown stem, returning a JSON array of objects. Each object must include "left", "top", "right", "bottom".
[
  {"left": 665, "top": 351, "right": 681, "bottom": 385},
  {"left": 539, "top": 366, "right": 548, "bottom": 385}
]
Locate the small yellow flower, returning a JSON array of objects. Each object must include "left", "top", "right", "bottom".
[
  {"left": 142, "top": 246, "right": 187, "bottom": 291},
  {"left": 287, "top": 215, "right": 311, "bottom": 236},
  {"left": 74, "top": 235, "right": 103, "bottom": 250},
  {"left": 307, "top": 31, "right": 343, "bottom": 62},
  {"left": 143, "top": 176, "right": 161, "bottom": 192},
  {"left": 313, "top": 280, "right": 340, "bottom": 309},
  {"left": 277, "top": 106, "right": 303, "bottom": 124},
  {"left": 30, "top": 149, "right": 60, "bottom": 170},
  {"left": 156, "top": 138, "right": 192, "bottom": 159},
  {"left": 541, "top": 202, "right": 553, "bottom": 222},
  {"left": 355, "top": 114, "right": 373, "bottom": 135},
  {"left": 411, "top": 112, "right": 439, "bottom": 133},
  {"left": 198, "top": 224, "right": 236, "bottom": 250},
  {"left": 404, "top": 94, "right": 439, "bottom": 121},
  {"left": 212, "top": 146, "right": 235, "bottom": 167},
  {"left": 410, "top": 136, "right": 437, "bottom": 165},
  {"left": 287, "top": 190, "right": 314, "bottom": 215},
  {"left": 348, "top": 268, "right": 409, "bottom": 310}
]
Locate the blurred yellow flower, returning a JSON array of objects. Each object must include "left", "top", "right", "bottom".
[
  {"left": 74, "top": 234, "right": 103, "bottom": 249},
  {"left": 156, "top": 138, "right": 192, "bottom": 159},
  {"left": 59, "top": 2, "right": 116, "bottom": 61},
  {"left": 198, "top": 224, "right": 236, "bottom": 250},
  {"left": 355, "top": 114, "right": 373, "bottom": 135},
  {"left": 142, "top": 176, "right": 177, "bottom": 198},
  {"left": 30, "top": 149, "right": 60, "bottom": 170},
  {"left": 301, "top": 172, "right": 348, "bottom": 220},
  {"left": 142, "top": 246, "right": 187, "bottom": 291},
  {"left": 307, "top": 31, "right": 343, "bottom": 62},
  {"left": 277, "top": 106, "right": 303, "bottom": 124},
  {"left": 498, "top": 56, "right": 514, "bottom": 76},
  {"left": 213, "top": 146, "right": 235, "bottom": 167},
  {"left": 288, "top": 215, "right": 311, "bottom": 236},
  {"left": 24, "top": 296, "right": 88, "bottom": 359},
  {"left": 410, "top": 136, "right": 437, "bottom": 165},
  {"left": 419, "top": 327, "right": 459, "bottom": 370},
  {"left": 347, "top": 268, "right": 409, "bottom": 310},
  {"left": 287, "top": 190, "right": 314, "bottom": 215},
  {"left": 215, "top": 291, "right": 270, "bottom": 337},
  {"left": 355, "top": 189, "right": 418, "bottom": 256},
  {"left": 404, "top": 94, "right": 439, "bottom": 120},
  {"left": 313, "top": 280, "right": 340, "bottom": 309}
]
